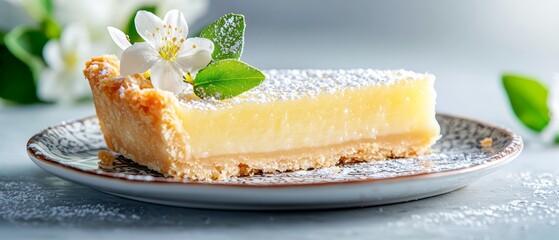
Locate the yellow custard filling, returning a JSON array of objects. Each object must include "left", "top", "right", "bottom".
[{"left": 180, "top": 77, "right": 439, "bottom": 157}]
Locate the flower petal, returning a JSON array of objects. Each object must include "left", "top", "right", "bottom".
[
  {"left": 38, "top": 69, "right": 60, "bottom": 102},
  {"left": 176, "top": 50, "right": 212, "bottom": 75},
  {"left": 163, "top": 9, "right": 188, "bottom": 38},
  {"left": 176, "top": 38, "right": 214, "bottom": 74},
  {"left": 107, "top": 26, "right": 131, "bottom": 50},
  {"left": 135, "top": 10, "right": 163, "bottom": 48},
  {"left": 60, "top": 23, "right": 89, "bottom": 56},
  {"left": 150, "top": 61, "right": 187, "bottom": 94},
  {"left": 38, "top": 69, "right": 90, "bottom": 104},
  {"left": 70, "top": 65, "right": 92, "bottom": 99},
  {"left": 120, "top": 42, "right": 161, "bottom": 76},
  {"left": 42, "top": 40, "right": 64, "bottom": 70},
  {"left": 178, "top": 37, "right": 214, "bottom": 55}
]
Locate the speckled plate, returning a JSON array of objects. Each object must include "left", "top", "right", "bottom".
[{"left": 27, "top": 114, "right": 522, "bottom": 210}]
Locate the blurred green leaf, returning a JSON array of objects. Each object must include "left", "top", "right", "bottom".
[
  {"left": 41, "top": 16, "right": 61, "bottom": 39},
  {"left": 124, "top": 5, "right": 157, "bottom": 43},
  {"left": 502, "top": 74, "right": 550, "bottom": 132},
  {"left": 4, "top": 26, "right": 48, "bottom": 80},
  {"left": 5, "top": 27, "right": 48, "bottom": 58},
  {"left": 0, "top": 44, "right": 41, "bottom": 104},
  {"left": 40, "top": 0, "right": 53, "bottom": 15}
]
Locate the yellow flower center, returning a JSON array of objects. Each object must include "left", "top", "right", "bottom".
[
  {"left": 152, "top": 24, "right": 186, "bottom": 61},
  {"left": 159, "top": 41, "right": 181, "bottom": 61},
  {"left": 63, "top": 53, "right": 78, "bottom": 68}
]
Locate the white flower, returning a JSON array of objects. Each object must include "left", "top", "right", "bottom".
[
  {"left": 39, "top": 23, "right": 92, "bottom": 103},
  {"left": 108, "top": 10, "right": 214, "bottom": 94},
  {"left": 541, "top": 74, "right": 559, "bottom": 143}
]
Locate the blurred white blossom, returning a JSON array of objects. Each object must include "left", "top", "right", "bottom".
[
  {"left": 541, "top": 75, "right": 559, "bottom": 143},
  {"left": 38, "top": 23, "right": 92, "bottom": 103},
  {"left": 1, "top": 0, "right": 209, "bottom": 103}
]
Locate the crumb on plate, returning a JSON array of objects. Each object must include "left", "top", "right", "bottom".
[
  {"left": 480, "top": 137, "right": 493, "bottom": 148},
  {"left": 98, "top": 150, "right": 116, "bottom": 166}
]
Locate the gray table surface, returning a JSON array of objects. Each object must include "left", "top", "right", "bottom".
[
  {"left": 1, "top": 104, "right": 558, "bottom": 240},
  {"left": 3, "top": 1, "right": 559, "bottom": 238}
]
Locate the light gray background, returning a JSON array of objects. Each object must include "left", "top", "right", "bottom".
[
  {"left": 200, "top": 0, "right": 559, "bottom": 129},
  {"left": 2, "top": 1, "right": 559, "bottom": 239}
]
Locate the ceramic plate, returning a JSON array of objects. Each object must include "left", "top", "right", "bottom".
[{"left": 27, "top": 114, "right": 523, "bottom": 210}]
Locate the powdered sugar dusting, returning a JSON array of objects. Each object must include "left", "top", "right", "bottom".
[
  {"left": 99, "top": 69, "right": 108, "bottom": 77},
  {"left": 202, "top": 14, "right": 245, "bottom": 61},
  {"left": 217, "top": 14, "right": 243, "bottom": 56},
  {"left": 180, "top": 69, "right": 433, "bottom": 110},
  {"left": 0, "top": 177, "right": 141, "bottom": 225},
  {"left": 387, "top": 172, "right": 559, "bottom": 230}
]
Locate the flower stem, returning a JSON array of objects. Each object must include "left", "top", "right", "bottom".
[{"left": 184, "top": 72, "right": 194, "bottom": 85}]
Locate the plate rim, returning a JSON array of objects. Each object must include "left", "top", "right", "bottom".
[{"left": 27, "top": 113, "right": 524, "bottom": 188}]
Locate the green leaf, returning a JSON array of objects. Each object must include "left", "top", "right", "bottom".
[
  {"left": 0, "top": 44, "right": 41, "bottom": 104},
  {"left": 502, "top": 74, "right": 550, "bottom": 132},
  {"left": 200, "top": 13, "right": 245, "bottom": 61},
  {"left": 4, "top": 26, "right": 49, "bottom": 80},
  {"left": 5, "top": 27, "right": 48, "bottom": 60},
  {"left": 41, "top": 16, "right": 61, "bottom": 39},
  {"left": 40, "top": 0, "right": 53, "bottom": 16},
  {"left": 194, "top": 59, "right": 265, "bottom": 100},
  {"left": 124, "top": 5, "right": 157, "bottom": 44}
]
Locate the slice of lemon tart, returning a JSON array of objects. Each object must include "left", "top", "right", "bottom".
[{"left": 84, "top": 55, "right": 440, "bottom": 180}]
